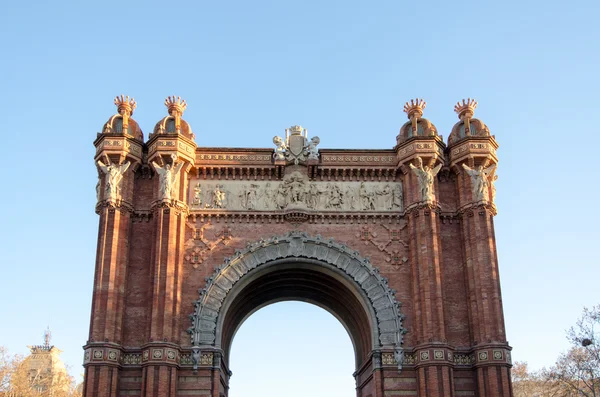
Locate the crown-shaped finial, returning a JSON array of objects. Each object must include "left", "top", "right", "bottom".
[
  {"left": 165, "top": 96, "right": 187, "bottom": 116},
  {"left": 114, "top": 95, "right": 136, "bottom": 115},
  {"left": 454, "top": 98, "right": 478, "bottom": 119},
  {"left": 403, "top": 98, "right": 426, "bottom": 120},
  {"left": 290, "top": 125, "right": 303, "bottom": 133}
]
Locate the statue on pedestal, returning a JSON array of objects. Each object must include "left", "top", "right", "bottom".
[
  {"left": 152, "top": 155, "right": 184, "bottom": 200},
  {"left": 409, "top": 156, "right": 441, "bottom": 202},
  {"left": 97, "top": 159, "right": 131, "bottom": 201}
]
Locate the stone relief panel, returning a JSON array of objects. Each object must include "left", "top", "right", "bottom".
[{"left": 189, "top": 171, "right": 403, "bottom": 212}]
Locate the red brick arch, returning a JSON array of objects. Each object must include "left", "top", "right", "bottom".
[{"left": 189, "top": 231, "right": 407, "bottom": 369}]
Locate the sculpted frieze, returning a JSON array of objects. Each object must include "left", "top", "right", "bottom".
[{"left": 189, "top": 171, "right": 403, "bottom": 212}]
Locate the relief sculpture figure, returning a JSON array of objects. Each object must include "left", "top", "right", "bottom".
[
  {"left": 325, "top": 183, "right": 343, "bottom": 209},
  {"left": 261, "top": 183, "right": 274, "bottom": 210},
  {"left": 97, "top": 159, "right": 131, "bottom": 201},
  {"left": 409, "top": 156, "right": 442, "bottom": 202},
  {"left": 377, "top": 184, "right": 393, "bottom": 210},
  {"left": 247, "top": 184, "right": 258, "bottom": 210},
  {"left": 345, "top": 185, "right": 356, "bottom": 210},
  {"left": 392, "top": 183, "right": 403, "bottom": 210},
  {"left": 462, "top": 163, "right": 496, "bottom": 202},
  {"left": 275, "top": 183, "right": 288, "bottom": 209},
  {"left": 192, "top": 184, "right": 202, "bottom": 206},
  {"left": 307, "top": 183, "right": 319, "bottom": 209}
]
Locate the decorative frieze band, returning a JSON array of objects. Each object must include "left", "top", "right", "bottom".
[
  {"left": 380, "top": 348, "right": 511, "bottom": 367},
  {"left": 83, "top": 347, "right": 215, "bottom": 367},
  {"left": 322, "top": 155, "right": 396, "bottom": 163}
]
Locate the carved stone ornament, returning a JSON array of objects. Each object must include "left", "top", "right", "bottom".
[
  {"left": 462, "top": 163, "right": 497, "bottom": 203},
  {"left": 189, "top": 171, "right": 403, "bottom": 212},
  {"left": 409, "top": 156, "right": 441, "bottom": 202},
  {"left": 97, "top": 159, "right": 131, "bottom": 201},
  {"left": 152, "top": 154, "right": 184, "bottom": 200},
  {"left": 273, "top": 125, "right": 320, "bottom": 165},
  {"left": 188, "top": 232, "right": 407, "bottom": 370}
]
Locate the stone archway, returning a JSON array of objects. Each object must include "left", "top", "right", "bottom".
[{"left": 189, "top": 231, "right": 407, "bottom": 371}]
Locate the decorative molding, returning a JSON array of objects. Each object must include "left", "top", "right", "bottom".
[
  {"left": 454, "top": 353, "right": 475, "bottom": 365},
  {"left": 198, "top": 154, "right": 272, "bottom": 162},
  {"left": 322, "top": 155, "right": 396, "bottom": 163},
  {"left": 187, "top": 212, "right": 405, "bottom": 225},
  {"left": 185, "top": 224, "right": 233, "bottom": 269},
  {"left": 189, "top": 232, "right": 407, "bottom": 369},
  {"left": 122, "top": 353, "right": 142, "bottom": 365},
  {"left": 355, "top": 223, "right": 409, "bottom": 265}
]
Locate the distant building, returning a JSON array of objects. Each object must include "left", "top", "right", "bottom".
[{"left": 24, "top": 329, "right": 70, "bottom": 393}]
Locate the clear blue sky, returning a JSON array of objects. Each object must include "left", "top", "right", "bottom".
[{"left": 0, "top": 0, "right": 598, "bottom": 394}]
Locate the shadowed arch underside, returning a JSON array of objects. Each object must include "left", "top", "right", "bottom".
[{"left": 189, "top": 232, "right": 407, "bottom": 370}]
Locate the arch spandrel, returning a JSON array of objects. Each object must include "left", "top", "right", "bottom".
[{"left": 188, "top": 231, "right": 407, "bottom": 369}]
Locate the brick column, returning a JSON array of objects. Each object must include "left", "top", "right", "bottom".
[
  {"left": 142, "top": 99, "right": 196, "bottom": 397},
  {"left": 448, "top": 98, "right": 512, "bottom": 396},
  {"left": 395, "top": 96, "right": 454, "bottom": 396},
  {"left": 84, "top": 100, "right": 143, "bottom": 397}
]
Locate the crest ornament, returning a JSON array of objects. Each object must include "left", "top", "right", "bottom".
[{"left": 272, "top": 125, "right": 320, "bottom": 165}]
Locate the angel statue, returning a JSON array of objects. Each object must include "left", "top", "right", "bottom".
[
  {"left": 409, "top": 156, "right": 442, "bottom": 202},
  {"left": 151, "top": 155, "right": 184, "bottom": 200},
  {"left": 462, "top": 163, "right": 496, "bottom": 202},
  {"left": 97, "top": 159, "right": 131, "bottom": 201}
]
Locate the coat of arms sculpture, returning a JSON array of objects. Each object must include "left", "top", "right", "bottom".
[{"left": 273, "top": 125, "right": 320, "bottom": 165}]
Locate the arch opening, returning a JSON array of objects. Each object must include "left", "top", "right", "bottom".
[
  {"left": 189, "top": 232, "right": 407, "bottom": 372},
  {"left": 229, "top": 301, "right": 356, "bottom": 397},
  {"left": 219, "top": 260, "right": 374, "bottom": 367}
]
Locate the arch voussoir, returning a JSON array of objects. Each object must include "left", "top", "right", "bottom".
[{"left": 188, "top": 231, "right": 407, "bottom": 369}]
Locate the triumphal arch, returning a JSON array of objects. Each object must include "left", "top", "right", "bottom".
[{"left": 83, "top": 96, "right": 513, "bottom": 397}]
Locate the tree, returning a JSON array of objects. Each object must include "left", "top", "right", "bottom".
[
  {"left": 544, "top": 305, "right": 600, "bottom": 396},
  {"left": 0, "top": 346, "right": 80, "bottom": 397}
]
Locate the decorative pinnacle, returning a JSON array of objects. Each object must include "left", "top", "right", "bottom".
[
  {"left": 44, "top": 326, "right": 51, "bottom": 348},
  {"left": 454, "top": 98, "right": 478, "bottom": 119},
  {"left": 165, "top": 96, "right": 187, "bottom": 116},
  {"left": 289, "top": 125, "right": 303, "bottom": 133},
  {"left": 114, "top": 95, "right": 136, "bottom": 115},
  {"left": 403, "top": 98, "right": 426, "bottom": 120}
]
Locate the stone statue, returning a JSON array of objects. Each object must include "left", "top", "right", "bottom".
[
  {"left": 491, "top": 174, "right": 498, "bottom": 203},
  {"left": 307, "top": 136, "right": 320, "bottom": 160},
  {"left": 152, "top": 156, "right": 184, "bottom": 200},
  {"left": 359, "top": 182, "right": 375, "bottom": 210},
  {"left": 409, "top": 156, "right": 442, "bottom": 202},
  {"left": 462, "top": 163, "right": 496, "bottom": 202},
  {"left": 97, "top": 159, "right": 131, "bottom": 201},
  {"left": 273, "top": 136, "right": 287, "bottom": 161}
]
